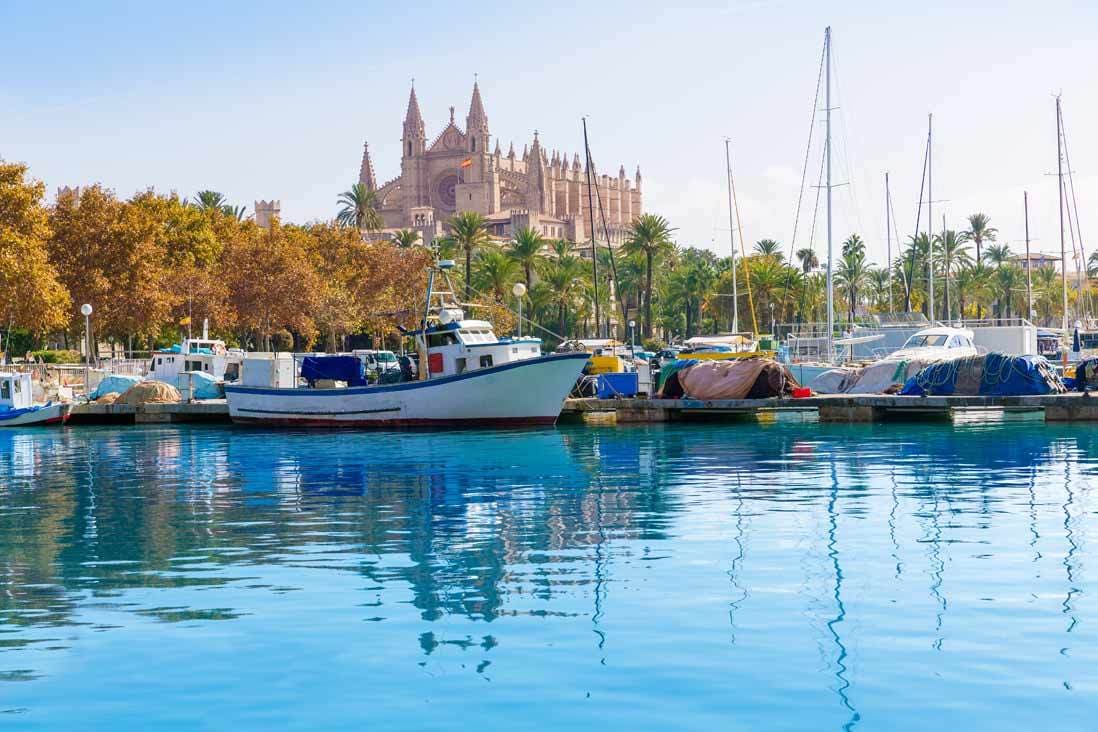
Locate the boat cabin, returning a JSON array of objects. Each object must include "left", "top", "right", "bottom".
[
  {"left": 0, "top": 372, "right": 34, "bottom": 412},
  {"left": 150, "top": 338, "right": 240, "bottom": 383},
  {"left": 889, "top": 326, "right": 978, "bottom": 360},
  {"left": 418, "top": 311, "right": 542, "bottom": 378}
]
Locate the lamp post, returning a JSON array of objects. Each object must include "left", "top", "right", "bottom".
[
  {"left": 628, "top": 319, "right": 636, "bottom": 357},
  {"left": 512, "top": 282, "right": 527, "bottom": 338},
  {"left": 81, "top": 303, "right": 93, "bottom": 397}
]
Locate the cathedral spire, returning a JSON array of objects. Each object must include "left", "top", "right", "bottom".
[
  {"left": 494, "top": 139, "right": 501, "bottom": 156},
  {"left": 635, "top": 165, "right": 642, "bottom": 190},
  {"left": 508, "top": 141, "right": 516, "bottom": 159},
  {"left": 404, "top": 83, "right": 424, "bottom": 132},
  {"left": 467, "top": 79, "right": 487, "bottom": 127},
  {"left": 359, "top": 141, "right": 376, "bottom": 191}
]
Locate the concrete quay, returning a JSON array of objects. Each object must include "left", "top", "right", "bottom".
[
  {"left": 562, "top": 393, "right": 1098, "bottom": 423},
  {"left": 67, "top": 399, "right": 231, "bottom": 424}
]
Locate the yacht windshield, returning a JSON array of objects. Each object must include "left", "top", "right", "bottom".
[{"left": 904, "top": 334, "right": 949, "bottom": 348}]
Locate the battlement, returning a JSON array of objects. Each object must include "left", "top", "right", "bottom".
[{"left": 254, "top": 199, "right": 281, "bottom": 228}]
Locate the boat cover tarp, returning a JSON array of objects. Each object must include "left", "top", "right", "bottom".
[
  {"left": 900, "top": 353, "right": 1065, "bottom": 396},
  {"left": 301, "top": 356, "right": 367, "bottom": 387},
  {"left": 172, "top": 371, "right": 224, "bottom": 400},
  {"left": 90, "top": 374, "right": 142, "bottom": 400},
  {"left": 813, "top": 359, "right": 933, "bottom": 395},
  {"left": 656, "top": 359, "right": 699, "bottom": 396},
  {"left": 117, "top": 380, "right": 182, "bottom": 406},
  {"left": 1066, "top": 357, "right": 1098, "bottom": 391},
  {"left": 675, "top": 358, "right": 799, "bottom": 400}
]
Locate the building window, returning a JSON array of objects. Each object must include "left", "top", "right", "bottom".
[
  {"left": 407, "top": 141, "right": 412, "bottom": 156},
  {"left": 471, "top": 138, "right": 476, "bottom": 152}
]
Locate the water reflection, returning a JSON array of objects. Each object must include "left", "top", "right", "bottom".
[{"left": 0, "top": 422, "right": 1095, "bottom": 729}]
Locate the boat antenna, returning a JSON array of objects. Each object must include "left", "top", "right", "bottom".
[
  {"left": 724, "top": 138, "right": 739, "bottom": 332},
  {"left": 825, "top": 26, "right": 834, "bottom": 357},
  {"left": 582, "top": 117, "right": 602, "bottom": 338}
]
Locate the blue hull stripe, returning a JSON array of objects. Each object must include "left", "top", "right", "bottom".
[
  {"left": 225, "top": 352, "right": 588, "bottom": 398},
  {"left": 236, "top": 406, "right": 401, "bottom": 416}
]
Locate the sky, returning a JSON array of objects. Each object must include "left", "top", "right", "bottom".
[{"left": 4, "top": 0, "right": 1098, "bottom": 269}]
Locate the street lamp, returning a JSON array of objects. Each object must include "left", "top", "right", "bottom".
[
  {"left": 81, "top": 303, "right": 93, "bottom": 397},
  {"left": 628, "top": 319, "right": 636, "bottom": 356},
  {"left": 512, "top": 282, "right": 527, "bottom": 338}
]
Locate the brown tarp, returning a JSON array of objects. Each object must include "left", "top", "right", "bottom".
[
  {"left": 676, "top": 359, "right": 799, "bottom": 400},
  {"left": 117, "top": 380, "right": 182, "bottom": 406}
]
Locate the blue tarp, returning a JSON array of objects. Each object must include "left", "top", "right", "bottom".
[
  {"left": 90, "top": 374, "right": 142, "bottom": 400},
  {"left": 174, "top": 371, "right": 224, "bottom": 400},
  {"left": 900, "top": 353, "right": 1065, "bottom": 396},
  {"left": 301, "top": 356, "right": 367, "bottom": 387},
  {"left": 1067, "top": 357, "right": 1098, "bottom": 392}
]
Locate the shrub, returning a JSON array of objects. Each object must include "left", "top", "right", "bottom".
[{"left": 30, "top": 349, "right": 83, "bottom": 364}]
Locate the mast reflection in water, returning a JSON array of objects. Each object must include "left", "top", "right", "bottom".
[{"left": 0, "top": 422, "right": 1096, "bottom": 730}]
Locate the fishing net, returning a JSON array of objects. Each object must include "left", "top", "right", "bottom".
[
  {"left": 117, "top": 380, "right": 182, "bottom": 406},
  {"left": 900, "top": 353, "right": 1065, "bottom": 396}
]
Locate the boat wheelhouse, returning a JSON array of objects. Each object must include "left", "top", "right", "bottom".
[
  {"left": 0, "top": 372, "right": 69, "bottom": 426},
  {"left": 150, "top": 338, "right": 242, "bottom": 383}
]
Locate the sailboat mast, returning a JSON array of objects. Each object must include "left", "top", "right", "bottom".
[
  {"left": 825, "top": 26, "right": 834, "bottom": 358},
  {"left": 1057, "top": 96, "right": 1067, "bottom": 330},
  {"left": 1025, "top": 191, "right": 1032, "bottom": 320},
  {"left": 886, "top": 172, "right": 893, "bottom": 313},
  {"left": 581, "top": 118, "right": 602, "bottom": 338},
  {"left": 927, "top": 113, "right": 934, "bottom": 322},
  {"left": 725, "top": 139, "right": 739, "bottom": 332}
]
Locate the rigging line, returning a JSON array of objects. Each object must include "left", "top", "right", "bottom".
[
  {"left": 788, "top": 35, "right": 828, "bottom": 265},
  {"left": 799, "top": 143, "right": 828, "bottom": 328},
  {"left": 828, "top": 40, "right": 868, "bottom": 243},
  {"left": 727, "top": 156, "right": 759, "bottom": 333},
  {"left": 461, "top": 278, "right": 567, "bottom": 342},
  {"left": 887, "top": 178, "right": 908, "bottom": 297},
  {"left": 906, "top": 133, "right": 931, "bottom": 311},
  {"left": 585, "top": 137, "right": 629, "bottom": 330},
  {"left": 1060, "top": 109, "right": 1089, "bottom": 318}
]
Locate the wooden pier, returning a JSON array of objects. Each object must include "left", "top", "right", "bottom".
[{"left": 562, "top": 393, "right": 1098, "bottom": 423}]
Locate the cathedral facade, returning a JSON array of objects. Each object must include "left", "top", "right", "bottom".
[{"left": 358, "top": 82, "right": 642, "bottom": 246}]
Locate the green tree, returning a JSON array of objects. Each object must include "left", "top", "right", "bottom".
[
  {"left": 448, "top": 211, "right": 489, "bottom": 301},
  {"left": 964, "top": 213, "right": 997, "bottom": 263},
  {"left": 623, "top": 214, "right": 676, "bottom": 338},
  {"left": 336, "top": 183, "right": 383, "bottom": 234},
  {"left": 543, "top": 255, "right": 588, "bottom": 339},
  {"left": 393, "top": 229, "right": 420, "bottom": 248},
  {"left": 795, "top": 247, "right": 819, "bottom": 274},
  {"left": 473, "top": 250, "right": 520, "bottom": 302},
  {"left": 192, "top": 190, "right": 227, "bottom": 211},
  {"left": 754, "top": 239, "right": 783, "bottom": 259},
  {"left": 936, "top": 229, "right": 972, "bottom": 320},
  {"left": 506, "top": 227, "right": 545, "bottom": 287}
]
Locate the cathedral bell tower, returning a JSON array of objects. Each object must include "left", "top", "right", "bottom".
[
  {"left": 455, "top": 79, "right": 499, "bottom": 215},
  {"left": 401, "top": 84, "right": 428, "bottom": 209}
]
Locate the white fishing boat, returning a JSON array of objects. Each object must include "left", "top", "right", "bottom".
[
  {"left": 0, "top": 372, "right": 69, "bottom": 427},
  {"left": 224, "top": 259, "right": 589, "bottom": 427}
]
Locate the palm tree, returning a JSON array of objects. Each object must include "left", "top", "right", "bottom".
[
  {"left": 623, "top": 214, "right": 676, "bottom": 338},
  {"left": 754, "top": 239, "right": 783, "bottom": 259},
  {"left": 192, "top": 190, "right": 227, "bottom": 211},
  {"left": 841, "top": 233, "right": 866, "bottom": 258},
  {"left": 448, "top": 211, "right": 489, "bottom": 301},
  {"left": 543, "top": 255, "right": 588, "bottom": 339},
  {"left": 795, "top": 247, "right": 819, "bottom": 274},
  {"left": 936, "top": 229, "right": 972, "bottom": 320},
  {"left": 868, "top": 269, "right": 891, "bottom": 310},
  {"left": 835, "top": 247, "right": 872, "bottom": 323},
  {"left": 995, "top": 264, "right": 1025, "bottom": 319},
  {"left": 964, "top": 213, "right": 997, "bottom": 263},
  {"left": 507, "top": 227, "right": 545, "bottom": 287},
  {"left": 550, "top": 239, "right": 571, "bottom": 261},
  {"left": 393, "top": 229, "right": 420, "bottom": 248},
  {"left": 473, "top": 250, "right": 520, "bottom": 302},
  {"left": 983, "top": 243, "right": 1012, "bottom": 268},
  {"left": 222, "top": 204, "right": 247, "bottom": 221},
  {"left": 1088, "top": 251, "right": 1098, "bottom": 279},
  {"left": 336, "top": 183, "right": 383, "bottom": 234}
]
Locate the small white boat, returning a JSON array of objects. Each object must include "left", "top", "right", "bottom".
[
  {"left": 0, "top": 372, "right": 69, "bottom": 426},
  {"left": 225, "top": 259, "right": 589, "bottom": 428}
]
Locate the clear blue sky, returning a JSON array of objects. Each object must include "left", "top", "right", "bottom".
[{"left": 4, "top": 0, "right": 1097, "bottom": 269}]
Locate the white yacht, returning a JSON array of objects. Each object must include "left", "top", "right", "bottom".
[{"left": 887, "top": 325, "right": 977, "bottom": 362}]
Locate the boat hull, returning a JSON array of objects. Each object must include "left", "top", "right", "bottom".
[
  {"left": 224, "top": 353, "right": 588, "bottom": 428},
  {"left": 0, "top": 402, "right": 69, "bottom": 427}
]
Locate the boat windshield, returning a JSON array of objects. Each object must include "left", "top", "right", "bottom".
[
  {"left": 904, "top": 334, "right": 949, "bottom": 348},
  {"left": 376, "top": 352, "right": 398, "bottom": 363}
]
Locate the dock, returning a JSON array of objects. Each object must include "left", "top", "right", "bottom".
[
  {"left": 67, "top": 399, "right": 231, "bottom": 424},
  {"left": 562, "top": 393, "right": 1098, "bottom": 423}
]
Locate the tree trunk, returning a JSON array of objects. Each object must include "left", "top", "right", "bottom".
[
  {"left": 465, "top": 247, "right": 473, "bottom": 301},
  {"left": 558, "top": 304, "right": 565, "bottom": 340},
  {"left": 644, "top": 250, "right": 654, "bottom": 339}
]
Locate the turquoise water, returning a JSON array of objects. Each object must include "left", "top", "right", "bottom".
[{"left": 0, "top": 421, "right": 1094, "bottom": 730}]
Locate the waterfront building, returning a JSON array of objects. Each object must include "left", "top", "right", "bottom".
[{"left": 358, "top": 81, "right": 643, "bottom": 246}]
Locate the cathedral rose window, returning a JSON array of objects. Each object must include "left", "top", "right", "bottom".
[{"left": 436, "top": 173, "right": 459, "bottom": 209}]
